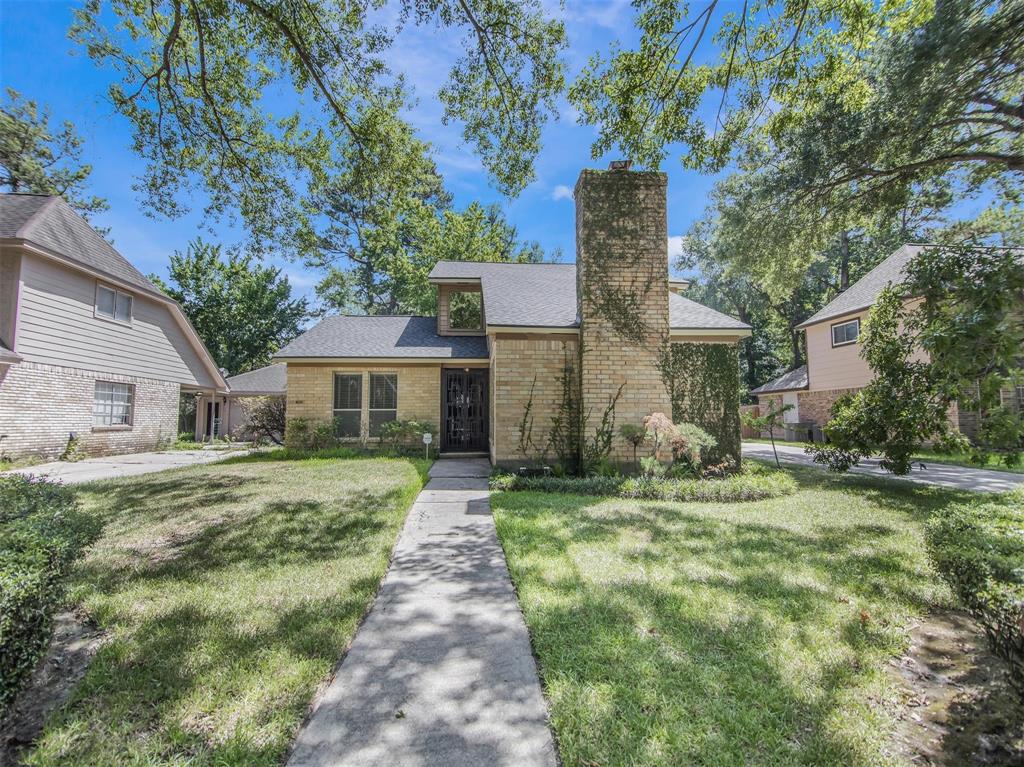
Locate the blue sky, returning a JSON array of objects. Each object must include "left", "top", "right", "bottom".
[{"left": 0, "top": 0, "right": 732, "bottom": 301}]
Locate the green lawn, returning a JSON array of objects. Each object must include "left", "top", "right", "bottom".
[
  {"left": 22, "top": 452, "right": 428, "bottom": 767},
  {"left": 745, "top": 438, "right": 1024, "bottom": 474},
  {"left": 492, "top": 468, "right": 993, "bottom": 766}
]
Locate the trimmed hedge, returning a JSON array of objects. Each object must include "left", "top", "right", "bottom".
[
  {"left": 1, "top": 475, "right": 99, "bottom": 715},
  {"left": 926, "top": 490, "right": 1024, "bottom": 699},
  {"left": 490, "top": 463, "right": 796, "bottom": 503}
]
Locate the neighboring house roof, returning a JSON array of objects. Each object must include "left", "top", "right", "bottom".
[
  {"left": 0, "top": 194, "right": 161, "bottom": 294},
  {"left": 0, "top": 193, "right": 227, "bottom": 390},
  {"left": 225, "top": 363, "right": 287, "bottom": 395},
  {"left": 275, "top": 316, "right": 490, "bottom": 360},
  {"left": 427, "top": 261, "right": 749, "bottom": 330},
  {"left": 0, "top": 340, "right": 22, "bottom": 364},
  {"left": 798, "top": 244, "right": 924, "bottom": 328},
  {"left": 749, "top": 365, "right": 809, "bottom": 395}
]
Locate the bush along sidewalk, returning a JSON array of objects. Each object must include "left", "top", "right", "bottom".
[
  {"left": 0, "top": 476, "right": 100, "bottom": 715},
  {"left": 490, "top": 462, "right": 797, "bottom": 503},
  {"left": 926, "top": 489, "right": 1024, "bottom": 699}
]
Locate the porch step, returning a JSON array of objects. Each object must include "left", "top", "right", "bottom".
[{"left": 429, "top": 457, "right": 492, "bottom": 479}]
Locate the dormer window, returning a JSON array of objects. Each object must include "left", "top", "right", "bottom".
[
  {"left": 95, "top": 282, "right": 133, "bottom": 324},
  {"left": 449, "top": 291, "right": 482, "bottom": 330}
]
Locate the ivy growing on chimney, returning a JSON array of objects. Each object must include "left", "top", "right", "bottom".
[{"left": 576, "top": 170, "right": 663, "bottom": 344}]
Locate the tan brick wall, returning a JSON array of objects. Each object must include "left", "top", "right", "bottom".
[
  {"left": 436, "top": 283, "right": 484, "bottom": 336},
  {"left": 797, "top": 387, "right": 861, "bottom": 427},
  {"left": 491, "top": 335, "right": 578, "bottom": 465},
  {"left": 575, "top": 169, "right": 672, "bottom": 461},
  {"left": 756, "top": 388, "right": 860, "bottom": 430},
  {"left": 285, "top": 363, "right": 441, "bottom": 441},
  {"left": 0, "top": 360, "right": 179, "bottom": 459}
]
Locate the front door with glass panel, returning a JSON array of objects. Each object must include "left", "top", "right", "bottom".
[{"left": 442, "top": 369, "right": 488, "bottom": 452}]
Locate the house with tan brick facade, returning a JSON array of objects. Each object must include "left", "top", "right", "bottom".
[
  {"left": 0, "top": 194, "right": 227, "bottom": 460},
  {"left": 275, "top": 166, "right": 751, "bottom": 467},
  {"left": 750, "top": 243, "right": 1023, "bottom": 441}
]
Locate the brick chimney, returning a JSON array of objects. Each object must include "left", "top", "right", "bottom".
[{"left": 574, "top": 164, "right": 672, "bottom": 460}]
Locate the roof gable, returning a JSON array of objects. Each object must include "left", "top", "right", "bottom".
[
  {"left": 1, "top": 194, "right": 160, "bottom": 294},
  {"left": 799, "top": 245, "right": 924, "bottom": 328},
  {"left": 0, "top": 194, "right": 226, "bottom": 390}
]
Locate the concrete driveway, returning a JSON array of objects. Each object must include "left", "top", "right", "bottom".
[
  {"left": 5, "top": 448, "right": 248, "bottom": 485},
  {"left": 743, "top": 441, "right": 1024, "bottom": 493}
]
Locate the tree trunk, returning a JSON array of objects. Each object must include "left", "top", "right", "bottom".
[
  {"left": 736, "top": 306, "right": 759, "bottom": 390},
  {"left": 839, "top": 230, "right": 851, "bottom": 292}
]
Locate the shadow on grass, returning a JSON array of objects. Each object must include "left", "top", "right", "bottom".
[
  {"left": 492, "top": 468, "right": 977, "bottom": 765},
  {"left": 26, "top": 455, "right": 424, "bottom": 766},
  {"left": 46, "top": 576, "right": 382, "bottom": 767}
]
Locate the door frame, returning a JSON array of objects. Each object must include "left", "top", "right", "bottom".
[{"left": 440, "top": 367, "right": 489, "bottom": 453}]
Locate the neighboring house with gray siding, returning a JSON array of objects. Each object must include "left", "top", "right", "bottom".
[{"left": 0, "top": 194, "right": 227, "bottom": 460}]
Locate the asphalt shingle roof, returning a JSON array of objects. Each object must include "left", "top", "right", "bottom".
[
  {"left": 0, "top": 194, "right": 161, "bottom": 294},
  {"left": 0, "top": 339, "right": 21, "bottom": 363},
  {"left": 275, "top": 316, "right": 490, "bottom": 359},
  {"left": 225, "top": 363, "right": 287, "bottom": 394},
  {"left": 428, "top": 261, "right": 749, "bottom": 330},
  {"left": 749, "top": 365, "right": 809, "bottom": 395},
  {"left": 799, "top": 245, "right": 923, "bottom": 328}
]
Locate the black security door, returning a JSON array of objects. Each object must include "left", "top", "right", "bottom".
[{"left": 442, "top": 369, "right": 488, "bottom": 452}]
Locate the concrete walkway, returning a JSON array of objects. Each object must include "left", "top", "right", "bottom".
[
  {"left": 743, "top": 441, "right": 1024, "bottom": 493},
  {"left": 4, "top": 448, "right": 248, "bottom": 485},
  {"left": 287, "top": 458, "right": 556, "bottom": 767}
]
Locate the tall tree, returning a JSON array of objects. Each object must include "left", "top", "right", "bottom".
[
  {"left": 151, "top": 239, "right": 308, "bottom": 375},
  {"left": 571, "top": 0, "right": 1021, "bottom": 184},
  {"left": 680, "top": 165, "right": 955, "bottom": 393},
  {"left": 297, "top": 107, "right": 552, "bottom": 315},
  {"left": 0, "top": 88, "right": 107, "bottom": 218},
  {"left": 70, "top": 0, "right": 566, "bottom": 251}
]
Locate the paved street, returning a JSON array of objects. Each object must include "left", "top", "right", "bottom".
[{"left": 743, "top": 441, "right": 1024, "bottom": 493}]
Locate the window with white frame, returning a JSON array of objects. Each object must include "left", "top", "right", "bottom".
[
  {"left": 369, "top": 373, "right": 398, "bottom": 436},
  {"left": 93, "top": 381, "right": 134, "bottom": 427},
  {"left": 95, "top": 283, "right": 133, "bottom": 323},
  {"left": 831, "top": 318, "right": 860, "bottom": 347},
  {"left": 333, "top": 374, "right": 362, "bottom": 438}
]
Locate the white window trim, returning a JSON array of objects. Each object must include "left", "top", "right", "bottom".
[
  {"left": 94, "top": 281, "right": 134, "bottom": 326},
  {"left": 92, "top": 380, "right": 135, "bottom": 430},
  {"left": 830, "top": 318, "right": 860, "bottom": 347}
]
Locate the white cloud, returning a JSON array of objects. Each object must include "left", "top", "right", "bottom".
[
  {"left": 284, "top": 270, "right": 318, "bottom": 290},
  {"left": 552, "top": 184, "right": 573, "bottom": 201},
  {"left": 667, "top": 235, "right": 685, "bottom": 262}
]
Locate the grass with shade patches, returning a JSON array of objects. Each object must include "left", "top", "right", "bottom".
[
  {"left": 492, "top": 466, "right": 1013, "bottom": 766},
  {"left": 20, "top": 451, "right": 429, "bottom": 767}
]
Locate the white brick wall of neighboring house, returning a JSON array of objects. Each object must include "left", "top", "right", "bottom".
[{"left": 0, "top": 361, "right": 179, "bottom": 460}]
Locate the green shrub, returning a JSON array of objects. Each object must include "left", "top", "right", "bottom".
[
  {"left": 1, "top": 476, "right": 99, "bottom": 714},
  {"left": 926, "top": 491, "right": 1024, "bottom": 698},
  {"left": 490, "top": 463, "right": 796, "bottom": 503},
  {"left": 284, "top": 417, "right": 311, "bottom": 449},
  {"left": 378, "top": 420, "right": 437, "bottom": 453}
]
